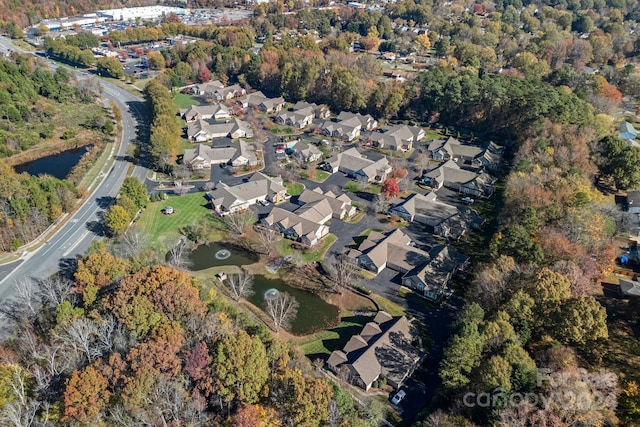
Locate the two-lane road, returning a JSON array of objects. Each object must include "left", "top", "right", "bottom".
[{"left": 0, "top": 38, "right": 150, "bottom": 297}]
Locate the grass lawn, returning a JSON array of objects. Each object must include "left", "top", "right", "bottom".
[
  {"left": 278, "top": 234, "right": 338, "bottom": 262},
  {"left": 344, "top": 210, "right": 365, "bottom": 224},
  {"left": 372, "top": 295, "right": 406, "bottom": 317},
  {"left": 306, "top": 169, "right": 331, "bottom": 183},
  {"left": 343, "top": 181, "right": 361, "bottom": 193},
  {"left": 173, "top": 93, "right": 198, "bottom": 109},
  {"left": 424, "top": 129, "right": 442, "bottom": 140},
  {"left": 299, "top": 315, "right": 370, "bottom": 358},
  {"left": 136, "top": 192, "right": 225, "bottom": 250},
  {"left": 285, "top": 181, "right": 305, "bottom": 196}
]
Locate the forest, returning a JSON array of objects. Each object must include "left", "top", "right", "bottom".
[
  {"left": 0, "top": 0, "right": 640, "bottom": 423},
  {"left": 0, "top": 56, "right": 112, "bottom": 252},
  {"left": 0, "top": 250, "right": 377, "bottom": 426}
]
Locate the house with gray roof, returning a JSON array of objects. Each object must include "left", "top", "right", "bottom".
[
  {"left": 291, "top": 140, "right": 323, "bottom": 163},
  {"left": 275, "top": 101, "right": 328, "bottom": 129},
  {"left": 368, "top": 124, "right": 425, "bottom": 152},
  {"left": 429, "top": 138, "right": 505, "bottom": 172},
  {"left": 237, "top": 91, "right": 285, "bottom": 113},
  {"left": 182, "top": 144, "right": 237, "bottom": 170},
  {"left": 387, "top": 192, "right": 482, "bottom": 239},
  {"left": 402, "top": 245, "right": 469, "bottom": 300},
  {"left": 186, "top": 118, "right": 253, "bottom": 142},
  {"left": 189, "top": 80, "right": 224, "bottom": 96},
  {"left": 326, "top": 312, "right": 424, "bottom": 391},
  {"left": 322, "top": 148, "right": 392, "bottom": 183},
  {"left": 262, "top": 206, "right": 330, "bottom": 246},
  {"left": 298, "top": 187, "right": 356, "bottom": 219},
  {"left": 423, "top": 160, "right": 496, "bottom": 198},
  {"left": 347, "top": 228, "right": 468, "bottom": 300},
  {"left": 336, "top": 112, "right": 378, "bottom": 131},
  {"left": 206, "top": 172, "right": 286, "bottom": 216},
  {"left": 230, "top": 140, "right": 258, "bottom": 167},
  {"left": 179, "top": 104, "right": 231, "bottom": 123}
]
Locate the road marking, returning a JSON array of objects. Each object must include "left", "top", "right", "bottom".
[{"left": 62, "top": 230, "right": 91, "bottom": 257}]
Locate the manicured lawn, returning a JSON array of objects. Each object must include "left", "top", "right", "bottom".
[
  {"left": 173, "top": 93, "right": 198, "bottom": 109},
  {"left": 300, "top": 315, "right": 370, "bottom": 358},
  {"left": 278, "top": 234, "right": 338, "bottom": 262},
  {"left": 343, "top": 181, "right": 361, "bottom": 193},
  {"left": 285, "top": 181, "right": 305, "bottom": 196},
  {"left": 371, "top": 295, "right": 406, "bottom": 317},
  {"left": 306, "top": 169, "right": 331, "bottom": 183},
  {"left": 424, "top": 129, "right": 442, "bottom": 140},
  {"left": 136, "top": 192, "right": 225, "bottom": 250}
]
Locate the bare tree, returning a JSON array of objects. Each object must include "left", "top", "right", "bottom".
[
  {"left": 167, "top": 239, "right": 192, "bottom": 271},
  {"left": 13, "top": 278, "right": 40, "bottom": 326},
  {"left": 57, "top": 317, "right": 100, "bottom": 364},
  {"left": 374, "top": 194, "right": 387, "bottom": 214},
  {"left": 37, "top": 275, "right": 73, "bottom": 310},
  {"left": 326, "top": 254, "right": 359, "bottom": 295},
  {"left": 222, "top": 210, "right": 255, "bottom": 238},
  {"left": 265, "top": 292, "right": 299, "bottom": 333},
  {"left": 225, "top": 270, "right": 254, "bottom": 301},
  {"left": 0, "top": 399, "right": 39, "bottom": 427},
  {"left": 173, "top": 164, "right": 193, "bottom": 184},
  {"left": 327, "top": 400, "right": 342, "bottom": 427},
  {"left": 254, "top": 227, "right": 280, "bottom": 255},
  {"left": 117, "top": 227, "right": 148, "bottom": 259},
  {"left": 202, "top": 181, "right": 216, "bottom": 191},
  {"left": 173, "top": 185, "right": 190, "bottom": 196}
]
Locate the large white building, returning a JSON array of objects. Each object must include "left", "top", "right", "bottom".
[{"left": 96, "top": 6, "right": 188, "bottom": 21}]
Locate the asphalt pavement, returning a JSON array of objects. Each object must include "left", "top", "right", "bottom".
[{"left": 0, "top": 37, "right": 149, "bottom": 301}]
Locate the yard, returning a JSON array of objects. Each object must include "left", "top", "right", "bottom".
[
  {"left": 278, "top": 234, "right": 338, "bottom": 262},
  {"left": 136, "top": 192, "right": 225, "bottom": 250},
  {"left": 299, "top": 315, "right": 371, "bottom": 359},
  {"left": 285, "top": 181, "right": 305, "bottom": 196},
  {"left": 172, "top": 93, "right": 198, "bottom": 109}
]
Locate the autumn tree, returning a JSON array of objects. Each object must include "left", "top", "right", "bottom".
[
  {"left": 213, "top": 330, "right": 269, "bottom": 405},
  {"left": 273, "top": 368, "right": 332, "bottom": 426},
  {"left": 96, "top": 57, "right": 125, "bottom": 79},
  {"left": 266, "top": 292, "right": 299, "bottom": 333},
  {"left": 62, "top": 366, "right": 110, "bottom": 424},
  {"left": 382, "top": 178, "right": 400, "bottom": 199},
  {"left": 184, "top": 341, "right": 214, "bottom": 397},
  {"left": 104, "top": 204, "right": 131, "bottom": 236}
]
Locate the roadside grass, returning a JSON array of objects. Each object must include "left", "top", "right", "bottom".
[
  {"left": 299, "top": 315, "right": 370, "bottom": 357},
  {"left": 77, "top": 141, "right": 114, "bottom": 191},
  {"left": 285, "top": 181, "right": 305, "bottom": 196},
  {"left": 173, "top": 93, "right": 197, "bottom": 109},
  {"left": 278, "top": 234, "right": 338, "bottom": 262},
  {"left": 371, "top": 295, "right": 406, "bottom": 316},
  {"left": 99, "top": 76, "right": 144, "bottom": 96},
  {"left": 135, "top": 192, "right": 225, "bottom": 250}
]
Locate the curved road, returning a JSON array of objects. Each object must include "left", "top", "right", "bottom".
[{"left": 0, "top": 37, "right": 149, "bottom": 299}]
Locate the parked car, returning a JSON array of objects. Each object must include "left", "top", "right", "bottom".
[
  {"left": 391, "top": 390, "right": 406, "bottom": 405},
  {"left": 259, "top": 199, "right": 270, "bottom": 206},
  {"left": 220, "top": 163, "right": 227, "bottom": 168}
]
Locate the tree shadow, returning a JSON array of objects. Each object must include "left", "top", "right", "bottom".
[
  {"left": 95, "top": 196, "right": 115, "bottom": 209},
  {"left": 86, "top": 220, "right": 108, "bottom": 237},
  {"left": 58, "top": 257, "right": 79, "bottom": 278}
]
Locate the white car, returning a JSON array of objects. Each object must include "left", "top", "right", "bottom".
[
  {"left": 391, "top": 390, "right": 406, "bottom": 404},
  {"left": 461, "top": 197, "right": 474, "bottom": 205},
  {"left": 259, "top": 199, "right": 270, "bottom": 206}
]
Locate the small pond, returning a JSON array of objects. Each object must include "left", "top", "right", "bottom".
[
  {"left": 188, "top": 242, "right": 259, "bottom": 270},
  {"left": 248, "top": 275, "right": 340, "bottom": 335},
  {"left": 15, "top": 146, "right": 90, "bottom": 179}
]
